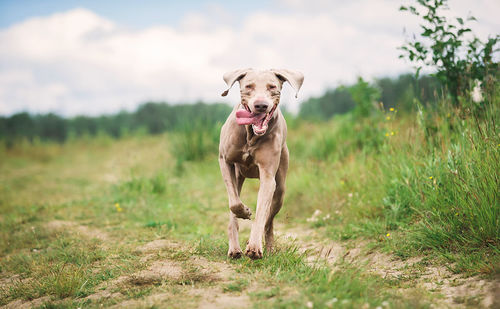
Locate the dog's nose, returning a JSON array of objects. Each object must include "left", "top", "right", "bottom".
[{"left": 254, "top": 100, "right": 269, "bottom": 113}]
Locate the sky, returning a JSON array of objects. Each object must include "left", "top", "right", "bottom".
[{"left": 0, "top": 0, "right": 498, "bottom": 116}]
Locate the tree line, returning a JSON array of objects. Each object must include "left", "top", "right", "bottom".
[
  {"left": 0, "top": 73, "right": 442, "bottom": 145},
  {"left": 0, "top": 102, "right": 232, "bottom": 145},
  {"left": 298, "top": 73, "right": 442, "bottom": 120}
]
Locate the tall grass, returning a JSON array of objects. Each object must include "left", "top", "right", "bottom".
[
  {"left": 165, "top": 93, "right": 498, "bottom": 273},
  {"left": 169, "top": 121, "right": 222, "bottom": 172},
  {"left": 1, "top": 88, "right": 497, "bottom": 307},
  {"left": 283, "top": 92, "right": 499, "bottom": 275},
  {"left": 107, "top": 86, "right": 498, "bottom": 275},
  {"left": 380, "top": 98, "right": 499, "bottom": 260}
]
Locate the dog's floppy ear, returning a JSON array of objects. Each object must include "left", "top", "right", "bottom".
[
  {"left": 271, "top": 69, "right": 304, "bottom": 98},
  {"left": 221, "top": 68, "right": 252, "bottom": 97}
]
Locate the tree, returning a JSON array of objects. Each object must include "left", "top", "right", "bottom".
[
  {"left": 35, "top": 113, "right": 68, "bottom": 142},
  {"left": 5, "top": 113, "right": 35, "bottom": 142},
  {"left": 299, "top": 87, "right": 356, "bottom": 120},
  {"left": 349, "top": 77, "right": 381, "bottom": 119},
  {"left": 399, "top": 0, "right": 498, "bottom": 104}
]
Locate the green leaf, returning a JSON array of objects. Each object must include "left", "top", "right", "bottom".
[
  {"left": 422, "top": 30, "right": 432, "bottom": 37},
  {"left": 456, "top": 17, "right": 464, "bottom": 25},
  {"left": 457, "top": 29, "right": 471, "bottom": 36},
  {"left": 415, "top": 67, "right": 422, "bottom": 79}
]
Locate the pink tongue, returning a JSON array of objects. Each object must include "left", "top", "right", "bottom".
[{"left": 236, "top": 109, "right": 265, "bottom": 125}]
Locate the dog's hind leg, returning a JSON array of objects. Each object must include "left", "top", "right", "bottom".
[
  {"left": 264, "top": 180, "right": 284, "bottom": 253},
  {"left": 227, "top": 172, "right": 246, "bottom": 259},
  {"left": 227, "top": 212, "right": 242, "bottom": 258},
  {"left": 265, "top": 145, "right": 288, "bottom": 253}
]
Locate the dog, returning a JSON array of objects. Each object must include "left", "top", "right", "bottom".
[{"left": 219, "top": 68, "right": 304, "bottom": 259}]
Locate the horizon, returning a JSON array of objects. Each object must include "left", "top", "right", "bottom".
[
  {"left": 0, "top": 0, "right": 499, "bottom": 116},
  {"left": 0, "top": 71, "right": 421, "bottom": 118}
]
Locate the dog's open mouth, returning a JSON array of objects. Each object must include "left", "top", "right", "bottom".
[{"left": 236, "top": 105, "right": 277, "bottom": 136}]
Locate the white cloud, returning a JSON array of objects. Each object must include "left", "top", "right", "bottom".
[{"left": 0, "top": 1, "right": 498, "bottom": 116}]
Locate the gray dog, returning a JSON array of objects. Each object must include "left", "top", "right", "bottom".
[{"left": 219, "top": 68, "right": 304, "bottom": 259}]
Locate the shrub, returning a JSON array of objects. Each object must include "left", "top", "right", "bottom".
[{"left": 399, "top": 0, "right": 499, "bottom": 105}]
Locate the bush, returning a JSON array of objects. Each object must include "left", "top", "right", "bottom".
[
  {"left": 169, "top": 121, "right": 222, "bottom": 172},
  {"left": 349, "top": 77, "right": 381, "bottom": 119},
  {"left": 399, "top": 0, "right": 499, "bottom": 105}
]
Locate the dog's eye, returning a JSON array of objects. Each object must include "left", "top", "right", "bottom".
[
  {"left": 245, "top": 84, "right": 254, "bottom": 89},
  {"left": 268, "top": 85, "right": 277, "bottom": 90}
]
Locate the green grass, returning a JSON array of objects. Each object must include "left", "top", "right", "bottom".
[
  {"left": 223, "top": 278, "right": 249, "bottom": 292},
  {"left": 0, "top": 93, "right": 498, "bottom": 307},
  {"left": 191, "top": 236, "right": 425, "bottom": 308},
  {"left": 288, "top": 98, "right": 499, "bottom": 277}
]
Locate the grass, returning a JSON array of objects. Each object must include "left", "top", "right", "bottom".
[
  {"left": 0, "top": 93, "right": 498, "bottom": 307},
  {"left": 191, "top": 236, "right": 422, "bottom": 308},
  {"left": 282, "top": 94, "right": 500, "bottom": 276}
]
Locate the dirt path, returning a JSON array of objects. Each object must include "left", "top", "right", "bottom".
[
  {"left": 86, "top": 236, "right": 252, "bottom": 308},
  {"left": 278, "top": 224, "right": 499, "bottom": 308},
  {"left": 46, "top": 220, "right": 109, "bottom": 241},
  {"left": 2, "top": 220, "right": 498, "bottom": 308},
  {"left": 58, "top": 222, "right": 500, "bottom": 309}
]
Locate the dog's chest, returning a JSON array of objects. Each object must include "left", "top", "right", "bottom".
[
  {"left": 241, "top": 151, "right": 251, "bottom": 162},
  {"left": 226, "top": 143, "right": 259, "bottom": 174},
  {"left": 241, "top": 143, "right": 256, "bottom": 161},
  {"left": 236, "top": 148, "right": 260, "bottom": 178},
  {"left": 231, "top": 145, "right": 256, "bottom": 166}
]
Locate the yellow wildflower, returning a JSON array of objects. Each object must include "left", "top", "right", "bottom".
[
  {"left": 386, "top": 116, "right": 391, "bottom": 120},
  {"left": 385, "top": 132, "right": 389, "bottom": 137},
  {"left": 428, "top": 176, "right": 433, "bottom": 180},
  {"left": 389, "top": 107, "right": 395, "bottom": 111},
  {"left": 114, "top": 203, "right": 123, "bottom": 212},
  {"left": 390, "top": 131, "right": 395, "bottom": 136},
  {"left": 386, "top": 233, "right": 390, "bottom": 237}
]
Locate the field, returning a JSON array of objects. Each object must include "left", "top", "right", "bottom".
[{"left": 0, "top": 96, "right": 499, "bottom": 308}]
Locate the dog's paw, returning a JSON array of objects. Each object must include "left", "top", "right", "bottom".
[
  {"left": 265, "top": 243, "right": 274, "bottom": 253},
  {"left": 228, "top": 248, "right": 243, "bottom": 259},
  {"left": 245, "top": 243, "right": 263, "bottom": 260},
  {"left": 230, "top": 203, "right": 252, "bottom": 220}
]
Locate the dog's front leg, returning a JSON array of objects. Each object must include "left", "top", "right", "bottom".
[
  {"left": 219, "top": 156, "right": 252, "bottom": 220},
  {"left": 219, "top": 156, "right": 252, "bottom": 259},
  {"left": 245, "top": 170, "right": 276, "bottom": 259}
]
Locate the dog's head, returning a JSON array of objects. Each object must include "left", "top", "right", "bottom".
[{"left": 221, "top": 68, "right": 304, "bottom": 135}]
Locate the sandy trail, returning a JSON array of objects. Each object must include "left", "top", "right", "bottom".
[
  {"left": 2, "top": 220, "right": 498, "bottom": 308},
  {"left": 278, "top": 224, "right": 499, "bottom": 309}
]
